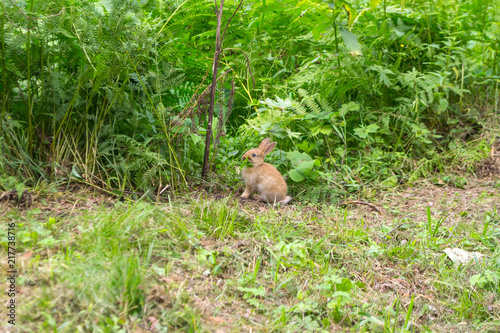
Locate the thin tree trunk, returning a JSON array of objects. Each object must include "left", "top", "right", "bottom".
[{"left": 202, "top": 0, "right": 224, "bottom": 179}]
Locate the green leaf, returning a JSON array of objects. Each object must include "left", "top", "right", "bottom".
[
  {"left": 289, "top": 162, "right": 315, "bottom": 183},
  {"left": 297, "top": 141, "right": 315, "bottom": 153},
  {"left": 71, "top": 165, "right": 83, "bottom": 180},
  {"left": 241, "top": 158, "right": 251, "bottom": 169},
  {"left": 246, "top": 298, "right": 261, "bottom": 307},
  {"left": 55, "top": 28, "right": 76, "bottom": 39},
  {"left": 98, "top": 0, "right": 114, "bottom": 13},
  {"left": 367, "top": 65, "right": 394, "bottom": 87},
  {"left": 238, "top": 286, "right": 266, "bottom": 297},
  {"left": 286, "top": 150, "right": 312, "bottom": 164},
  {"left": 320, "top": 125, "right": 333, "bottom": 135},
  {"left": 381, "top": 176, "right": 398, "bottom": 187},
  {"left": 261, "top": 97, "right": 294, "bottom": 110},
  {"left": 15, "top": 182, "right": 25, "bottom": 201},
  {"left": 339, "top": 102, "right": 360, "bottom": 116},
  {"left": 468, "top": 271, "right": 498, "bottom": 288},
  {"left": 367, "top": 244, "right": 384, "bottom": 257},
  {"left": 287, "top": 150, "right": 316, "bottom": 182},
  {"left": 369, "top": 0, "right": 382, "bottom": 10},
  {"left": 342, "top": 3, "right": 356, "bottom": 27},
  {"left": 285, "top": 128, "right": 302, "bottom": 139},
  {"left": 190, "top": 133, "right": 203, "bottom": 146},
  {"left": 289, "top": 169, "right": 304, "bottom": 182},
  {"left": 437, "top": 98, "right": 448, "bottom": 113},
  {"left": 354, "top": 124, "right": 379, "bottom": 139},
  {"left": 38, "top": 236, "right": 59, "bottom": 247},
  {"left": 366, "top": 124, "right": 379, "bottom": 133},
  {"left": 327, "top": 291, "right": 352, "bottom": 308},
  {"left": 295, "top": 160, "right": 315, "bottom": 176},
  {"left": 311, "top": 124, "right": 332, "bottom": 136},
  {"left": 454, "top": 177, "right": 467, "bottom": 189},
  {"left": 379, "top": 71, "right": 391, "bottom": 87},
  {"left": 339, "top": 26, "right": 362, "bottom": 55}
]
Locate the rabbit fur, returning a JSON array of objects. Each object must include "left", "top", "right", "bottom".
[{"left": 241, "top": 138, "right": 292, "bottom": 204}]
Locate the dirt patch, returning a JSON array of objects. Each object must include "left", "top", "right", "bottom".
[
  {"left": 0, "top": 189, "right": 34, "bottom": 209},
  {"left": 476, "top": 136, "right": 500, "bottom": 177},
  {"left": 0, "top": 184, "right": 120, "bottom": 231},
  {"left": 306, "top": 178, "right": 499, "bottom": 230},
  {"left": 388, "top": 178, "right": 498, "bottom": 225},
  {"left": 476, "top": 156, "right": 500, "bottom": 177}
]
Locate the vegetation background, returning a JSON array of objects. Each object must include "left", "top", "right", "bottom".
[
  {"left": 0, "top": 0, "right": 499, "bottom": 331},
  {"left": 1, "top": 0, "right": 498, "bottom": 196}
]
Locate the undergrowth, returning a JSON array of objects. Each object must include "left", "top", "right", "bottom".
[{"left": 1, "top": 0, "right": 499, "bottom": 193}]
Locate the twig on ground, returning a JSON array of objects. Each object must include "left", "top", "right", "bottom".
[
  {"left": 338, "top": 200, "right": 383, "bottom": 214},
  {"left": 383, "top": 223, "right": 404, "bottom": 238}
]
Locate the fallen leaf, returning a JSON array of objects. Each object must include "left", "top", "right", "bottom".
[
  {"left": 22, "top": 251, "right": 33, "bottom": 259},
  {"left": 148, "top": 316, "right": 159, "bottom": 330},
  {"left": 444, "top": 248, "right": 484, "bottom": 265},
  {"left": 160, "top": 277, "right": 174, "bottom": 283},
  {"left": 209, "top": 316, "right": 226, "bottom": 323}
]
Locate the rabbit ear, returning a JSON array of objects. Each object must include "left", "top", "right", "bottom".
[
  {"left": 263, "top": 142, "right": 277, "bottom": 155},
  {"left": 258, "top": 138, "right": 271, "bottom": 150}
]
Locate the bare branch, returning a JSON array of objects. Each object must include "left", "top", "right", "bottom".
[
  {"left": 221, "top": 0, "right": 244, "bottom": 42},
  {"left": 202, "top": 0, "right": 225, "bottom": 179},
  {"left": 338, "top": 201, "right": 383, "bottom": 215}
]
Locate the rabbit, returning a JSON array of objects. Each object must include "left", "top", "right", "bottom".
[{"left": 241, "top": 138, "right": 292, "bottom": 204}]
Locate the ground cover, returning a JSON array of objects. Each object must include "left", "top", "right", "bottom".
[{"left": 1, "top": 173, "right": 499, "bottom": 332}]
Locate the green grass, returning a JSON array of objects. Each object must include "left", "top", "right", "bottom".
[{"left": 0, "top": 181, "right": 499, "bottom": 332}]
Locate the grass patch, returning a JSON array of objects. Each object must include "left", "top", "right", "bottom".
[{"left": 0, "top": 180, "right": 499, "bottom": 332}]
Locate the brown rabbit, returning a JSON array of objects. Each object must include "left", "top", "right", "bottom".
[{"left": 241, "top": 138, "right": 292, "bottom": 204}]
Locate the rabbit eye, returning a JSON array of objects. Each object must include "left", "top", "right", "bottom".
[{"left": 251, "top": 153, "right": 256, "bottom": 157}]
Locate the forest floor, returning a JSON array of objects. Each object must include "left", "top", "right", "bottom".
[{"left": 0, "top": 173, "right": 499, "bottom": 332}]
